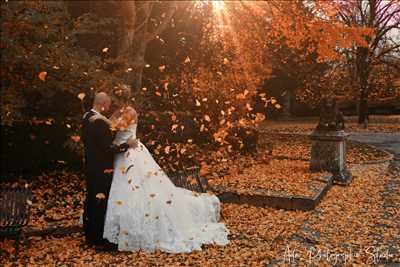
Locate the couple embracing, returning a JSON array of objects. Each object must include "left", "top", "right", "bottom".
[{"left": 81, "top": 92, "right": 229, "bottom": 253}]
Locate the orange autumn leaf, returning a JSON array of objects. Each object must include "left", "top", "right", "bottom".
[
  {"left": 171, "top": 124, "right": 178, "bottom": 132},
  {"left": 70, "top": 135, "right": 80, "bottom": 142},
  {"left": 38, "top": 71, "right": 47, "bottom": 81},
  {"left": 96, "top": 193, "right": 106, "bottom": 199},
  {"left": 77, "top": 93, "right": 85, "bottom": 101}
]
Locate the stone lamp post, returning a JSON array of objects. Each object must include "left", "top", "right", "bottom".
[{"left": 310, "top": 95, "right": 352, "bottom": 185}]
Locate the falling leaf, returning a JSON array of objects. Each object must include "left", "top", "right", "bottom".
[
  {"left": 120, "top": 165, "right": 127, "bottom": 174},
  {"left": 26, "top": 200, "right": 33, "bottom": 205},
  {"left": 184, "top": 56, "right": 191, "bottom": 63},
  {"left": 103, "top": 169, "right": 113, "bottom": 174},
  {"left": 77, "top": 93, "right": 85, "bottom": 101},
  {"left": 159, "top": 65, "right": 166, "bottom": 72},
  {"left": 155, "top": 91, "right": 162, "bottom": 96},
  {"left": 166, "top": 200, "right": 172, "bottom": 204},
  {"left": 171, "top": 124, "right": 178, "bottom": 132},
  {"left": 204, "top": 115, "right": 211, "bottom": 122},
  {"left": 275, "top": 104, "right": 282, "bottom": 109},
  {"left": 255, "top": 113, "right": 266, "bottom": 123},
  {"left": 149, "top": 193, "right": 156, "bottom": 198},
  {"left": 200, "top": 164, "right": 209, "bottom": 176},
  {"left": 195, "top": 99, "right": 201, "bottom": 106},
  {"left": 96, "top": 193, "right": 106, "bottom": 199},
  {"left": 70, "top": 135, "right": 80, "bottom": 142},
  {"left": 102, "top": 47, "right": 109, "bottom": 53},
  {"left": 38, "top": 71, "right": 47, "bottom": 81},
  {"left": 246, "top": 103, "right": 253, "bottom": 111},
  {"left": 115, "top": 200, "right": 123, "bottom": 205}
]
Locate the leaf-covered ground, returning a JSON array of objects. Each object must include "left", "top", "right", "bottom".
[
  {"left": 1, "top": 162, "right": 399, "bottom": 266},
  {"left": 0, "top": 137, "right": 384, "bottom": 231},
  {"left": 210, "top": 159, "right": 328, "bottom": 197},
  {"left": 264, "top": 134, "right": 391, "bottom": 164},
  {"left": 260, "top": 119, "right": 400, "bottom": 135}
]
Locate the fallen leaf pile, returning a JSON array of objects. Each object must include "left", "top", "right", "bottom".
[
  {"left": 260, "top": 121, "right": 400, "bottom": 134},
  {"left": 210, "top": 159, "right": 329, "bottom": 197},
  {"left": 1, "top": 162, "right": 398, "bottom": 265},
  {"left": 281, "top": 162, "right": 400, "bottom": 265},
  {"left": 260, "top": 134, "right": 390, "bottom": 164}
]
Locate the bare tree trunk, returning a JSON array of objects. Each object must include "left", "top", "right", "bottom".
[
  {"left": 281, "top": 89, "right": 292, "bottom": 118},
  {"left": 118, "top": 1, "right": 136, "bottom": 57},
  {"left": 356, "top": 46, "right": 370, "bottom": 126},
  {"left": 356, "top": 0, "right": 376, "bottom": 126},
  {"left": 115, "top": 1, "right": 176, "bottom": 100}
]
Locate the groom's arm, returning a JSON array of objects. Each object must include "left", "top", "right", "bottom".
[{"left": 93, "top": 119, "right": 129, "bottom": 154}]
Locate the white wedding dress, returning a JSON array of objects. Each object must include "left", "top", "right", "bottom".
[{"left": 103, "top": 122, "right": 229, "bottom": 252}]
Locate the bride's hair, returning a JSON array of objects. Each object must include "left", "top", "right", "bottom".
[{"left": 110, "top": 105, "right": 137, "bottom": 130}]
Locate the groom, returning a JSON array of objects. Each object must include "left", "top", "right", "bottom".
[{"left": 81, "top": 92, "right": 137, "bottom": 250}]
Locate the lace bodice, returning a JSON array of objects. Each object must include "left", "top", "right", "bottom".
[{"left": 114, "top": 123, "right": 137, "bottom": 145}]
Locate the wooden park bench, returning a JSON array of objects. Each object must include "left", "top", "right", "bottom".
[
  {"left": 168, "top": 168, "right": 209, "bottom": 193},
  {"left": 0, "top": 188, "right": 32, "bottom": 259}
]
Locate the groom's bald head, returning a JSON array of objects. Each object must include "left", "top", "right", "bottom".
[{"left": 93, "top": 92, "right": 111, "bottom": 113}]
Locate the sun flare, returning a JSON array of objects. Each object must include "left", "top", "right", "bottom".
[{"left": 211, "top": 0, "right": 225, "bottom": 12}]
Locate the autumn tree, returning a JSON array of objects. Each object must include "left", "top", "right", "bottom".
[{"left": 337, "top": 0, "right": 400, "bottom": 125}]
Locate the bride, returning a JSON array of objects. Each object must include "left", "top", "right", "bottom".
[{"left": 96, "top": 106, "right": 229, "bottom": 253}]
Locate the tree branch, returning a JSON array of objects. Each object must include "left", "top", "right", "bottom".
[{"left": 145, "top": 3, "right": 176, "bottom": 43}]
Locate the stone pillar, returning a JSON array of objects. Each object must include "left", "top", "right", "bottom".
[{"left": 310, "top": 130, "right": 352, "bottom": 185}]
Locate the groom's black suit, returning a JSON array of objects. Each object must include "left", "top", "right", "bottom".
[{"left": 81, "top": 110, "right": 129, "bottom": 245}]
